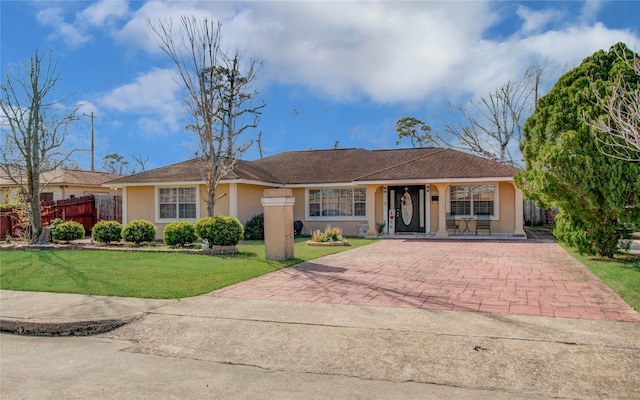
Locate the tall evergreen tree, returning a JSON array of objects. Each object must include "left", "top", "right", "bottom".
[{"left": 515, "top": 43, "right": 640, "bottom": 257}]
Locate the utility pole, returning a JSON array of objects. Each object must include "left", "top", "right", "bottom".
[{"left": 83, "top": 112, "right": 97, "bottom": 171}]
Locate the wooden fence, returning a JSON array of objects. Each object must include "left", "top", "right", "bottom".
[
  {"left": 524, "top": 199, "right": 558, "bottom": 226},
  {"left": 0, "top": 195, "right": 122, "bottom": 238}
]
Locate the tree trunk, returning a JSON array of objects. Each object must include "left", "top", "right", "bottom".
[{"left": 35, "top": 227, "right": 50, "bottom": 245}]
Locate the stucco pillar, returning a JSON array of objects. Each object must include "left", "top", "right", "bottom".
[
  {"left": 433, "top": 183, "right": 449, "bottom": 237},
  {"left": 513, "top": 185, "right": 526, "bottom": 237},
  {"left": 365, "top": 184, "right": 379, "bottom": 237},
  {"left": 261, "top": 188, "right": 295, "bottom": 261}
]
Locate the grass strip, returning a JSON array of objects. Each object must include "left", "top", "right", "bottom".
[{"left": 559, "top": 243, "right": 640, "bottom": 312}]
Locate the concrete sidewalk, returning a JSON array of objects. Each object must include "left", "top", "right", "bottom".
[
  {"left": 2, "top": 293, "right": 640, "bottom": 399},
  {"left": 0, "top": 290, "right": 176, "bottom": 336}
]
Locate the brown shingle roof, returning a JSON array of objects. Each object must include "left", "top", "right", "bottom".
[
  {"left": 107, "top": 158, "right": 279, "bottom": 185},
  {"left": 353, "top": 148, "right": 520, "bottom": 181},
  {"left": 0, "top": 169, "right": 121, "bottom": 187},
  {"left": 106, "top": 148, "right": 520, "bottom": 186}
]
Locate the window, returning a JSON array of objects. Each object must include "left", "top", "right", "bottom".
[
  {"left": 159, "top": 187, "right": 197, "bottom": 219},
  {"left": 450, "top": 184, "right": 495, "bottom": 216},
  {"left": 40, "top": 192, "right": 54, "bottom": 203},
  {"left": 308, "top": 188, "right": 366, "bottom": 218}
]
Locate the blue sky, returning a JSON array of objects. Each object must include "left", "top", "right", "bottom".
[{"left": 2, "top": 0, "right": 639, "bottom": 172}]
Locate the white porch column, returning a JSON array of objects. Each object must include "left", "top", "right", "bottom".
[
  {"left": 513, "top": 185, "right": 526, "bottom": 236},
  {"left": 121, "top": 187, "right": 128, "bottom": 225},
  {"left": 433, "top": 183, "right": 449, "bottom": 237},
  {"left": 365, "top": 184, "right": 379, "bottom": 237}
]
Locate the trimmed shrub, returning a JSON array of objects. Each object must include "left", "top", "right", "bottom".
[
  {"left": 122, "top": 219, "right": 156, "bottom": 244},
  {"left": 48, "top": 218, "right": 64, "bottom": 239},
  {"left": 163, "top": 221, "right": 197, "bottom": 247},
  {"left": 92, "top": 220, "right": 123, "bottom": 244},
  {"left": 51, "top": 220, "right": 85, "bottom": 242},
  {"left": 195, "top": 216, "right": 244, "bottom": 246},
  {"left": 244, "top": 213, "right": 264, "bottom": 240}
]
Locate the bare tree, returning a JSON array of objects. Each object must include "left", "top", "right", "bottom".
[
  {"left": 442, "top": 65, "right": 547, "bottom": 166},
  {"left": 256, "top": 131, "right": 264, "bottom": 159},
  {"left": 130, "top": 153, "right": 150, "bottom": 172},
  {"left": 0, "top": 50, "right": 79, "bottom": 243},
  {"left": 588, "top": 51, "right": 640, "bottom": 162},
  {"left": 149, "top": 16, "right": 265, "bottom": 216}
]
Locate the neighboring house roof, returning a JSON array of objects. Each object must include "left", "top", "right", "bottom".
[
  {"left": 0, "top": 169, "right": 122, "bottom": 187},
  {"left": 106, "top": 148, "right": 521, "bottom": 187}
]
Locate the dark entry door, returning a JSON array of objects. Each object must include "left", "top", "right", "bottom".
[{"left": 390, "top": 186, "right": 424, "bottom": 233}]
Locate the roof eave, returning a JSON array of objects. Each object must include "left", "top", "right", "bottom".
[{"left": 354, "top": 176, "right": 516, "bottom": 185}]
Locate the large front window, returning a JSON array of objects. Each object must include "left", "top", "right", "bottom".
[
  {"left": 308, "top": 188, "right": 366, "bottom": 218},
  {"left": 159, "top": 187, "right": 197, "bottom": 219},
  {"left": 450, "top": 184, "right": 495, "bottom": 216}
]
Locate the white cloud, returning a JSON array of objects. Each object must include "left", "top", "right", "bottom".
[
  {"left": 113, "top": 0, "right": 235, "bottom": 54},
  {"left": 114, "top": 1, "right": 499, "bottom": 103},
  {"left": 78, "top": 0, "right": 130, "bottom": 27},
  {"left": 98, "top": 68, "right": 183, "bottom": 135},
  {"left": 36, "top": 6, "right": 89, "bottom": 47},
  {"left": 35, "top": 1, "right": 130, "bottom": 48},
  {"left": 516, "top": 5, "right": 564, "bottom": 34},
  {"left": 580, "top": 0, "right": 604, "bottom": 24},
  {"left": 109, "top": 1, "right": 640, "bottom": 107}
]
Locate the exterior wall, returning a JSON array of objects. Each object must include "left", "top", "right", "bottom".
[
  {"left": 122, "top": 179, "right": 520, "bottom": 241},
  {"left": 288, "top": 187, "right": 366, "bottom": 237},
  {"left": 60, "top": 186, "right": 120, "bottom": 199},
  {"left": 125, "top": 183, "right": 267, "bottom": 240},
  {"left": 496, "top": 182, "right": 516, "bottom": 232},
  {"left": 291, "top": 188, "right": 306, "bottom": 222},
  {"left": 236, "top": 184, "right": 272, "bottom": 225},
  {"left": 207, "top": 183, "right": 230, "bottom": 217},
  {"left": 126, "top": 186, "right": 156, "bottom": 225}
]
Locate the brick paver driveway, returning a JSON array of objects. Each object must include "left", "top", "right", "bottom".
[{"left": 213, "top": 240, "right": 640, "bottom": 322}]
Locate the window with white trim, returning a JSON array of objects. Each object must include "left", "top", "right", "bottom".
[
  {"left": 450, "top": 184, "right": 495, "bottom": 216},
  {"left": 308, "top": 188, "right": 366, "bottom": 218},
  {"left": 159, "top": 187, "right": 197, "bottom": 219}
]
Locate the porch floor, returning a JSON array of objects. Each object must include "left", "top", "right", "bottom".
[{"left": 368, "top": 232, "right": 528, "bottom": 240}]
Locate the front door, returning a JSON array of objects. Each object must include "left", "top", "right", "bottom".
[{"left": 389, "top": 186, "right": 424, "bottom": 233}]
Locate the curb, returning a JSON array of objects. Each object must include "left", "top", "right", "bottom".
[{"left": 0, "top": 315, "right": 139, "bottom": 336}]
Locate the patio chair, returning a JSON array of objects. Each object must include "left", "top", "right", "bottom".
[
  {"left": 476, "top": 213, "right": 491, "bottom": 235},
  {"left": 446, "top": 213, "right": 459, "bottom": 235}
]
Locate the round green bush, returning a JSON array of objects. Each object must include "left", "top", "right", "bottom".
[
  {"left": 48, "top": 218, "right": 64, "bottom": 239},
  {"left": 244, "top": 213, "right": 264, "bottom": 240},
  {"left": 92, "top": 220, "right": 123, "bottom": 244},
  {"left": 163, "top": 220, "right": 197, "bottom": 247},
  {"left": 122, "top": 219, "right": 156, "bottom": 244},
  {"left": 51, "top": 220, "right": 85, "bottom": 242},
  {"left": 195, "top": 216, "right": 244, "bottom": 246}
]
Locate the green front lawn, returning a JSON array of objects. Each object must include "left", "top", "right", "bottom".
[
  {"left": 560, "top": 243, "right": 640, "bottom": 312},
  {"left": 0, "top": 238, "right": 377, "bottom": 299}
]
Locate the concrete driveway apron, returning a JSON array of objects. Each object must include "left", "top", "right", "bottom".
[{"left": 213, "top": 240, "right": 640, "bottom": 322}]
